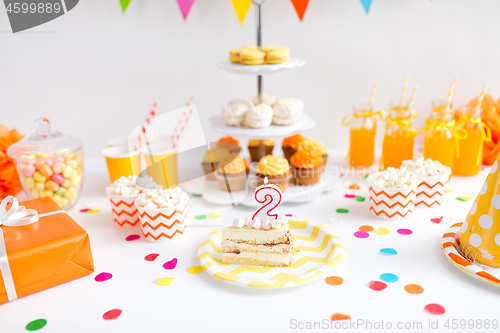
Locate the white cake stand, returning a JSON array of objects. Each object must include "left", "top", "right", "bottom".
[{"left": 216, "top": 58, "right": 306, "bottom": 76}]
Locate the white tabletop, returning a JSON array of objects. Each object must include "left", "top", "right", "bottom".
[{"left": 2, "top": 150, "right": 499, "bottom": 333}]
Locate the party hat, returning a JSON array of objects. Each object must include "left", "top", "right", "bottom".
[{"left": 459, "top": 154, "right": 500, "bottom": 267}]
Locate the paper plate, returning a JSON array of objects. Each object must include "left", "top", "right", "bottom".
[
  {"left": 441, "top": 223, "right": 500, "bottom": 287},
  {"left": 197, "top": 220, "right": 345, "bottom": 289}
]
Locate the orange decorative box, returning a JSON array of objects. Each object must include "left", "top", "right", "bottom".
[{"left": 0, "top": 196, "right": 94, "bottom": 304}]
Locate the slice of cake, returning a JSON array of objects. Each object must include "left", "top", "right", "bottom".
[{"left": 221, "top": 215, "right": 293, "bottom": 267}]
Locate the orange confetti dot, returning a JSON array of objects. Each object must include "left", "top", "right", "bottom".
[
  {"left": 331, "top": 313, "right": 351, "bottom": 321},
  {"left": 325, "top": 276, "right": 344, "bottom": 286},
  {"left": 359, "top": 225, "right": 374, "bottom": 232},
  {"left": 348, "top": 184, "right": 360, "bottom": 190},
  {"left": 404, "top": 284, "right": 424, "bottom": 294}
]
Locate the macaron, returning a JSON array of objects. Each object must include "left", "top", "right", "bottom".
[
  {"left": 240, "top": 49, "right": 265, "bottom": 65},
  {"left": 229, "top": 48, "right": 242, "bottom": 63},
  {"left": 266, "top": 49, "right": 290, "bottom": 64},
  {"left": 261, "top": 45, "right": 282, "bottom": 53}
]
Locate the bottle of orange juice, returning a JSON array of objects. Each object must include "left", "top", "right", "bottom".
[
  {"left": 454, "top": 106, "right": 491, "bottom": 176},
  {"left": 345, "top": 104, "right": 380, "bottom": 167},
  {"left": 381, "top": 101, "right": 417, "bottom": 169}
]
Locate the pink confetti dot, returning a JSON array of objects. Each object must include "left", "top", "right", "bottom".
[
  {"left": 80, "top": 208, "right": 90, "bottom": 213},
  {"left": 95, "top": 272, "right": 113, "bottom": 282},
  {"left": 344, "top": 194, "right": 355, "bottom": 198},
  {"left": 354, "top": 231, "right": 369, "bottom": 238},
  {"left": 397, "top": 229, "right": 413, "bottom": 235},
  {"left": 425, "top": 303, "right": 445, "bottom": 315},
  {"left": 103, "top": 309, "right": 122, "bottom": 320},
  {"left": 368, "top": 280, "right": 387, "bottom": 291},
  {"left": 144, "top": 253, "right": 159, "bottom": 261},
  {"left": 126, "top": 234, "right": 141, "bottom": 241},
  {"left": 163, "top": 258, "right": 178, "bottom": 270},
  {"left": 430, "top": 216, "right": 443, "bottom": 224}
]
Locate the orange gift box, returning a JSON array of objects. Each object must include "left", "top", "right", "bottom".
[{"left": 0, "top": 197, "right": 94, "bottom": 304}]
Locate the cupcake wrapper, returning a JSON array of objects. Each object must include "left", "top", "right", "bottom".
[
  {"left": 368, "top": 184, "right": 417, "bottom": 221},
  {"left": 136, "top": 202, "right": 188, "bottom": 242},
  {"left": 108, "top": 194, "right": 139, "bottom": 227},
  {"left": 415, "top": 174, "right": 449, "bottom": 208}
]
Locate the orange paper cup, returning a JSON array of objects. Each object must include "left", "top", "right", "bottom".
[
  {"left": 103, "top": 146, "right": 141, "bottom": 183},
  {"left": 415, "top": 172, "right": 450, "bottom": 208},
  {"left": 367, "top": 176, "right": 417, "bottom": 221},
  {"left": 107, "top": 192, "right": 140, "bottom": 228}
]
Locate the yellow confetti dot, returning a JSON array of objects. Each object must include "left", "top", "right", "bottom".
[
  {"left": 88, "top": 209, "right": 100, "bottom": 214},
  {"left": 156, "top": 277, "right": 175, "bottom": 286},
  {"left": 375, "top": 227, "right": 390, "bottom": 235},
  {"left": 208, "top": 213, "right": 220, "bottom": 218},
  {"left": 445, "top": 189, "right": 452, "bottom": 193},
  {"left": 187, "top": 266, "right": 204, "bottom": 274}
]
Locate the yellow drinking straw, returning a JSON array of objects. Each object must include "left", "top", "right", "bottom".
[
  {"left": 367, "top": 82, "right": 379, "bottom": 107},
  {"left": 407, "top": 85, "right": 418, "bottom": 111},
  {"left": 400, "top": 77, "right": 409, "bottom": 105},
  {"left": 476, "top": 84, "right": 487, "bottom": 111}
]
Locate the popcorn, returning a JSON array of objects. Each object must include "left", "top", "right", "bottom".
[
  {"left": 135, "top": 187, "right": 188, "bottom": 209},
  {"left": 402, "top": 157, "right": 451, "bottom": 176},
  {"left": 369, "top": 167, "right": 419, "bottom": 188},
  {"left": 136, "top": 175, "right": 163, "bottom": 190},
  {"left": 106, "top": 175, "right": 140, "bottom": 196}
]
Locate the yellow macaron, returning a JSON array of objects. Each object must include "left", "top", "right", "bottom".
[
  {"left": 266, "top": 49, "right": 290, "bottom": 64},
  {"left": 229, "top": 48, "right": 242, "bottom": 63},
  {"left": 240, "top": 49, "right": 265, "bottom": 65},
  {"left": 261, "top": 45, "right": 281, "bottom": 53}
]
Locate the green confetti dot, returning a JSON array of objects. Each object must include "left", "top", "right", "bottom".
[
  {"left": 355, "top": 196, "right": 365, "bottom": 202},
  {"left": 192, "top": 194, "right": 202, "bottom": 197},
  {"left": 26, "top": 319, "right": 47, "bottom": 331},
  {"left": 456, "top": 196, "right": 472, "bottom": 201},
  {"left": 195, "top": 215, "right": 207, "bottom": 220},
  {"left": 364, "top": 174, "right": 369, "bottom": 179},
  {"left": 336, "top": 208, "right": 349, "bottom": 214}
]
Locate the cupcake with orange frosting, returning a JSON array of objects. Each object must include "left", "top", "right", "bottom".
[
  {"left": 297, "top": 139, "right": 328, "bottom": 165},
  {"left": 217, "top": 136, "right": 241, "bottom": 154},
  {"left": 248, "top": 138, "right": 274, "bottom": 162},
  {"left": 255, "top": 155, "right": 290, "bottom": 192},
  {"left": 202, "top": 147, "right": 230, "bottom": 180},
  {"left": 215, "top": 153, "right": 249, "bottom": 191},
  {"left": 290, "top": 150, "right": 325, "bottom": 185},
  {"left": 282, "top": 134, "right": 307, "bottom": 163}
]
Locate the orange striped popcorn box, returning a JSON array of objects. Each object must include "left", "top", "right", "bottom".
[
  {"left": 415, "top": 172, "right": 450, "bottom": 208},
  {"left": 135, "top": 199, "right": 188, "bottom": 242},
  {"left": 367, "top": 180, "right": 418, "bottom": 221},
  {"left": 107, "top": 193, "right": 140, "bottom": 227}
]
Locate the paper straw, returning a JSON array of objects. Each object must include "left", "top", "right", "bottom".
[
  {"left": 407, "top": 86, "right": 418, "bottom": 110},
  {"left": 367, "top": 82, "right": 378, "bottom": 107},
  {"left": 400, "top": 77, "right": 409, "bottom": 105},
  {"left": 172, "top": 97, "right": 195, "bottom": 148},
  {"left": 475, "top": 85, "right": 487, "bottom": 111},
  {"left": 443, "top": 84, "right": 455, "bottom": 113}
]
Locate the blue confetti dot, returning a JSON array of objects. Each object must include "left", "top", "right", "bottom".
[
  {"left": 380, "top": 273, "right": 399, "bottom": 283},
  {"left": 380, "top": 248, "right": 397, "bottom": 255}
]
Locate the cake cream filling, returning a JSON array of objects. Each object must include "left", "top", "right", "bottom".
[
  {"left": 222, "top": 252, "right": 293, "bottom": 267},
  {"left": 221, "top": 224, "right": 291, "bottom": 245},
  {"left": 222, "top": 240, "right": 293, "bottom": 254}
]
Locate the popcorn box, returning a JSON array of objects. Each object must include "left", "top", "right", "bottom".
[
  {"left": 367, "top": 182, "right": 417, "bottom": 221},
  {"left": 415, "top": 173, "right": 450, "bottom": 208},
  {"left": 135, "top": 199, "right": 188, "bottom": 242},
  {"left": 0, "top": 197, "right": 94, "bottom": 304},
  {"left": 107, "top": 192, "right": 140, "bottom": 227}
]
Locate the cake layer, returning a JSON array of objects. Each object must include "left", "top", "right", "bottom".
[
  {"left": 222, "top": 240, "right": 293, "bottom": 254},
  {"left": 222, "top": 251, "right": 293, "bottom": 267},
  {"left": 221, "top": 224, "right": 291, "bottom": 245}
]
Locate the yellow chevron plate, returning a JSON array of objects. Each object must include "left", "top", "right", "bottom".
[{"left": 197, "top": 220, "right": 345, "bottom": 289}]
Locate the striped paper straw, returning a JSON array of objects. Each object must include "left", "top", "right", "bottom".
[
  {"left": 400, "top": 77, "right": 409, "bottom": 105},
  {"left": 475, "top": 85, "right": 487, "bottom": 111},
  {"left": 443, "top": 83, "right": 456, "bottom": 113},
  {"left": 367, "top": 82, "right": 378, "bottom": 107},
  {"left": 172, "top": 97, "right": 195, "bottom": 148},
  {"left": 407, "top": 86, "right": 418, "bottom": 110}
]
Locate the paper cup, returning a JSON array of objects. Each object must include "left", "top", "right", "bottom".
[
  {"left": 107, "top": 192, "right": 140, "bottom": 227},
  {"left": 103, "top": 146, "right": 141, "bottom": 183},
  {"left": 415, "top": 172, "right": 450, "bottom": 208},
  {"left": 367, "top": 177, "right": 417, "bottom": 221},
  {"left": 135, "top": 199, "right": 188, "bottom": 242},
  {"left": 142, "top": 142, "right": 178, "bottom": 189}
]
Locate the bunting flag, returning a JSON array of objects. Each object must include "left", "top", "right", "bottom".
[
  {"left": 290, "top": 0, "right": 310, "bottom": 21},
  {"left": 177, "top": 0, "right": 196, "bottom": 20},
  {"left": 231, "top": 0, "right": 252, "bottom": 24},
  {"left": 119, "top": 0, "right": 132, "bottom": 13},
  {"left": 360, "top": 0, "right": 373, "bottom": 14}
]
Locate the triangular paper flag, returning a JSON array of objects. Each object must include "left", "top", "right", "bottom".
[
  {"left": 459, "top": 155, "right": 500, "bottom": 267},
  {"left": 360, "top": 0, "right": 373, "bottom": 14},
  {"left": 120, "top": 0, "right": 132, "bottom": 12},
  {"left": 290, "top": 0, "right": 310, "bottom": 21},
  {"left": 231, "top": 0, "right": 252, "bottom": 24},
  {"left": 177, "top": 0, "right": 196, "bottom": 20}
]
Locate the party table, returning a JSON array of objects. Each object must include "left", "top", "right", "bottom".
[{"left": 1, "top": 149, "right": 499, "bottom": 333}]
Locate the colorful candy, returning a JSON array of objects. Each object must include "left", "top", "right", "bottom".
[
  {"left": 23, "top": 164, "right": 36, "bottom": 177},
  {"left": 39, "top": 165, "right": 54, "bottom": 178},
  {"left": 33, "top": 171, "right": 47, "bottom": 183},
  {"left": 52, "top": 162, "right": 66, "bottom": 174},
  {"left": 51, "top": 173, "right": 64, "bottom": 184}
]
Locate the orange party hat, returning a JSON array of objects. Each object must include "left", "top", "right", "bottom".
[{"left": 459, "top": 153, "right": 500, "bottom": 267}]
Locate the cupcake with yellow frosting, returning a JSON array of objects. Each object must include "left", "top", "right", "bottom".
[
  {"left": 282, "top": 134, "right": 307, "bottom": 163},
  {"left": 297, "top": 139, "right": 328, "bottom": 165},
  {"left": 255, "top": 155, "right": 290, "bottom": 192},
  {"left": 290, "top": 150, "right": 325, "bottom": 185},
  {"left": 248, "top": 138, "right": 274, "bottom": 162},
  {"left": 202, "top": 147, "right": 230, "bottom": 180},
  {"left": 215, "top": 153, "right": 249, "bottom": 191}
]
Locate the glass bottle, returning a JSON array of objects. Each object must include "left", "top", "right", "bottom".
[{"left": 347, "top": 104, "right": 378, "bottom": 167}]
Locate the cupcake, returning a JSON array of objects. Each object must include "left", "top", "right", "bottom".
[
  {"left": 248, "top": 139, "right": 275, "bottom": 162},
  {"left": 272, "top": 97, "right": 304, "bottom": 126},
  {"left": 297, "top": 139, "right": 328, "bottom": 165},
  {"left": 244, "top": 103, "right": 274, "bottom": 128},
  {"left": 282, "top": 134, "right": 307, "bottom": 163},
  {"left": 255, "top": 155, "right": 291, "bottom": 192},
  {"left": 290, "top": 150, "right": 325, "bottom": 185},
  {"left": 252, "top": 93, "right": 276, "bottom": 106},
  {"left": 202, "top": 147, "right": 230, "bottom": 180},
  {"left": 217, "top": 136, "right": 241, "bottom": 154},
  {"left": 215, "top": 153, "right": 248, "bottom": 192}
]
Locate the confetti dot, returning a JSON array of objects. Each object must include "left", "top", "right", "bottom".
[
  {"left": 380, "top": 273, "right": 399, "bottom": 283},
  {"left": 354, "top": 231, "right": 369, "bottom": 238},
  {"left": 126, "top": 234, "right": 141, "bottom": 241},
  {"left": 144, "top": 253, "right": 159, "bottom": 261},
  {"left": 364, "top": 174, "right": 369, "bottom": 178},
  {"left": 192, "top": 194, "right": 202, "bottom": 197},
  {"left": 456, "top": 197, "right": 472, "bottom": 201},
  {"left": 359, "top": 225, "right": 374, "bottom": 232},
  {"left": 187, "top": 266, "right": 204, "bottom": 274},
  {"left": 380, "top": 248, "right": 397, "bottom": 255},
  {"left": 102, "top": 309, "right": 122, "bottom": 320},
  {"left": 368, "top": 280, "right": 387, "bottom": 291},
  {"left": 331, "top": 313, "right": 351, "bottom": 321},
  {"left": 397, "top": 229, "right": 413, "bottom": 235},
  {"left": 79, "top": 208, "right": 90, "bottom": 213},
  {"left": 285, "top": 214, "right": 294, "bottom": 217},
  {"left": 349, "top": 184, "right": 360, "bottom": 190},
  {"left": 430, "top": 216, "right": 443, "bottom": 224},
  {"left": 325, "top": 276, "right": 344, "bottom": 286},
  {"left": 344, "top": 194, "right": 355, "bottom": 198},
  {"left": 404, "top": 284, "right": 424, "bottom": 294},
  {"left": 88, "top": 209, "right": 100, "bottom": 214},
  {"left": 336, "top": 208, "right": 349, "bottom": 214},
  {"left": 375, "top": 227, "right": 390, "bottom": 235},
  {"left": 425, "top": 303, "right": 445, "bottom": 315},
  {"left": 156, "top": 277, "right": 175, "bottom": 286},
  {"left": 445, "top": 189, "right": 452, "bottom": 193},
  {"left": 355, "top": 196, "right": 365, "bottom": 202},
  {"left": 163, "top": 258, "right": 178, "bottom": 270},
  {"left": 195, "top": 215, "right": 207, "bottom": 220},
  {"left": 95, "top": 272, "right": 113, "bottom": 282},
  {"left": 208, "top": 213, "right": 220, "bottom": 218},
  {"left": 26, "top": 319, "right": 47, "bottom": 331}
]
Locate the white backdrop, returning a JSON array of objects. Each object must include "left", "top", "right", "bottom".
[{"left": 1, "top": 0, "right": 500, "bottom": 157}]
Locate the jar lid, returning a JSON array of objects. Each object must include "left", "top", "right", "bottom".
[{"left": 7, "top": 118, "right": 82, "bottom": 159}]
